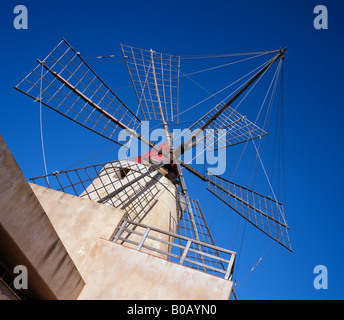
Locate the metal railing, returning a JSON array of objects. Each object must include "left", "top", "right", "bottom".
[{"left": 113, "top": 218, "right": 236, "bottom": 280}]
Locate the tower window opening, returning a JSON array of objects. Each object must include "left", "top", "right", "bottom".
[{"left": 113, "top": 167, "right": 130, "bottom": 180}]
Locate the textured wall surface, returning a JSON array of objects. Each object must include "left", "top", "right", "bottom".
[
  {"left": 0, "top": 134, "right": 84, "bottom": 300},
  {"left": 77, "top": 238, "right": 233, "bottom": 300}
]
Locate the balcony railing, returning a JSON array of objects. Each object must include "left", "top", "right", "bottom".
[{"left": 113, "top": 218, "right": 236, "bottom": 280}]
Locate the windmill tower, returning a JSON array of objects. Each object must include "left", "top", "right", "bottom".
[{"left": 1, "top": 39, "right": 291, "bottom": 300}]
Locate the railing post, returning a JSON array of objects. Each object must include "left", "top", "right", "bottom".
[
  {"left": 113, "top": 220, "right": 127, "bottom": 243},
  {"left": 225, "top": 253, "right": 236, "bottom": 280},
  {"left": 137, "top": 227, "right": 150, "bottom": 250},
  {"left": 112, "top": 218, "right": 237, "bottom": 279},
  {"left": 180, "top": 240, "right": 192, "bottom": 265}
]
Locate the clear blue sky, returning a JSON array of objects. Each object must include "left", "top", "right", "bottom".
[{"left": 1, "top": 0, "right": 344, "bottom": 300}]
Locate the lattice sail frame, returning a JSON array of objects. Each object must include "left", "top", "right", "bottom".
[
  {"left": 30, "top": 160, "right": 160, "bottom": 222},
  {"left": 175, "top": 193, "right": 228, "bottom": 275},
  {"left": 189, "top": 101, "right": 267, "bottom": 152},
  {"left": 121, "top": 44, "right": 180, "bottom": 123},
  {"left": 178, "top": 52, "right": 280, "bottom": 156},
  {"left": 206, "top": 173, "right": 292, "bottom": 251},
  {"left": 15, "top": 39, "right": 141, "bottom": 146}
]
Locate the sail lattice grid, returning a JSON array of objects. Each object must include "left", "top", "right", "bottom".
[
  {"left": 189, "top": 102, "right": 267, "bottom": 151},
  {"left": 121, "top": 45, "right": 180, "bottom": 123},
  {"left": 175, "top": 194, "right": 227, "bottom": 275},
  {"left": 207, "top": 173, "right": 292, "bottom": 251},
  {"left": 15, "top": 39, "right": 141, "bottom": 146}
]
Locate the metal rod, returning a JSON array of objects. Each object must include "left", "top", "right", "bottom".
[
  {"left": 121, "top": 44, "right": 148, "bottom": 121},
  {"left": 180, "top": 240, "right": 191, "bottom": 264},
  {"left": 202, "top": 50, "right": 285, "bottom": 131},
  {"left": 207, "top": 188, "right": 292, "bottom": 252},
  {"left": 116, "top": 223, "right": 234, "bottom": 277},
  {"left": 121, "top": 218, "right": 236, "bottom": 255},
  {"left": 192, "top": 115, "right": 247, "bottom": 147},
  {"left": 113, "top": 220, "right": 127, "bottom": 242},
  {"left": 174, "top": 164, "right": 206, "bottom": 272},
  {"left": 207, "top": 181, "right": 288, "bottom": 228},
  {"left": 187, "top": 246, "right": 230, "bottom": 264},
  {"left": 174, "top": 49, "right": 286, "bottom": 158},
  {"left": 183, "top": 258, "right": 226, "bottom": 275},
  {"left": 180, "top": 161, "right": 285, "bottom": 206},
  {"left": 36, "top": 59, "right": 173, "bottom": 163},
  {"left": 148, "top": 49, "right": 203, "bottom": 265},
  {"left": 37, "top": 59, "right": 132, "bottom": 130},
  {"left": 150, "top": 49, "right": 173, "bottom": 157},
  {"left": 137, "top": 227, "right": 150, "bottom": 250},
  {"left": 62, "top": 38, "right": 139, "bottom": 121},
  {"left": 225, "top": 254, "right": 236, "bottom": 280},
  {"left": 97, "top": 162, "right": 164, "bottom": 204},
  {"left": 195, "top": 199, "right": 225, "bottom": 270}
]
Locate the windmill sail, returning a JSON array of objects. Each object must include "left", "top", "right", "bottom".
[
  {"left": 121, "top": 44, "right": 205, "bottom": 250},
  {"left": 174, "top": 51, "right": 285, "bottom": 159},
  {"left": 189, "top": 102, "right": 267, "bottom": 151},
  {"left": 14, "top": 39, "right": 141, "bottom": 146},
  {"left": 176, "top": 195, "right": 227, "bottom": 275},
  {"left": 206, "top": 173, "right": 292, "bottom": 251},
  {"left": 121, "top": 45, "right": 180, "bottom": 123}
]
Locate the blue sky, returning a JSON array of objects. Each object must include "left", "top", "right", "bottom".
[{"left": 1, "top": 0, "right": 344, "bottom": 299}]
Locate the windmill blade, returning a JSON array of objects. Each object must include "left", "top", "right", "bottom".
[
  {"left": 173, "top": 162, "right": 209, "bottom": 272},
  {"left": 189, "top": 103, "right": 267, "bottom": 151},
  {"left": 121, "top": 44, "right": 180, "bottom": 123},
  {"left": 206, "top": 173, "right": 292, "bottom": 252},
  {"left": 179, "top": 161, "right": 292, "bottom": 252},
  {"left": 122, "top": 42, "right": 208, "bottom": 262},
  {"left": 173, "top": 49, "right": 285, "bottom": 159},
  {"left": 121, "top": 43, "right": 203, "bottom": 253},
  {"left": 14, "top": 39, "right": 141, "bottom": 147},
  {"left": 176, "top": 195, "right": 227, "bottom": 275},
  {"left": 178, "top": 197, "right": 217, "bottom": 246}
]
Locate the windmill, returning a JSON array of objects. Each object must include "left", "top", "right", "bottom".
[{"left": 13, "top": 39, "right": 292, "bottom": 290}]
